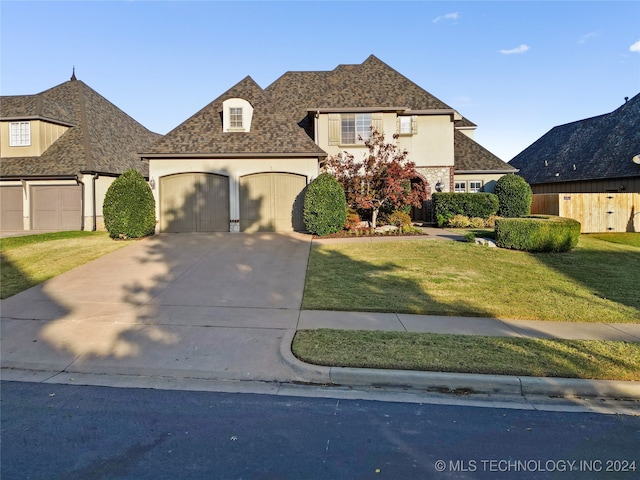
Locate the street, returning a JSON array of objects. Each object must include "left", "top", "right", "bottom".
[{"left": 1, "top": 381, "right": 639, "bottom": 479}]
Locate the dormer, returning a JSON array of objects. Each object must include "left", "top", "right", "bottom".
[{"left": 222, "top": 98, "right": 254, "bottom": 132}]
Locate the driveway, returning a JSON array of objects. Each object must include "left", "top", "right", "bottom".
[{"left": 1, "top": 233, "right": 312, "bottom": 382}]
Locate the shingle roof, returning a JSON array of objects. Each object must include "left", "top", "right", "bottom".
[
  {"left": 509, "top": 93, "right": 640, "bottom": 184},
  {"left": 1, "top": 78, "right": 160, "bottom": 177},
  {"left": 454, "top": 130, "right": 516, "bottom": 172},
  {"left": 143, "top": 76, "right": 326, "bottom": 157},
  {"left": 266, "top": 55, "right": 456, "bottom": 123}
]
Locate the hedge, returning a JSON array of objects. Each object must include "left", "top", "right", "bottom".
[
  {"left": 103, "top": 169, "right": 156, "bottom": 239},
  {"left": 494, "top": 215, "right": 581, "bottom": 252},
  {"left": 433, "top": 192, "right": 499, "bottom": 226},
  {"left": 303, "top": 173, "right": 347, "bottom": 236}
]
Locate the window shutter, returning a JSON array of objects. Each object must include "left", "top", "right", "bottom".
[
  {"left": 372, "top": 112, "right": 383, "bottom": 135},
  {"left": 411, "top": 115, "right": 418, "bottom": 134},
  {"left": 328, "top": 114, "right": 340, "bottom": 145},
  {"left": 396, "top": 117, "right": 401, "bottom": 134}
]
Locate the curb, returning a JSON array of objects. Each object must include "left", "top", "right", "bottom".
[{"left": 280, "top": 330, "right": 640, "bottom": 399}]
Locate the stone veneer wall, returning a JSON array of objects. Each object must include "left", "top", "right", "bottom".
[{"left": 415, "top": 166, "right": 455, "bottom": 195}]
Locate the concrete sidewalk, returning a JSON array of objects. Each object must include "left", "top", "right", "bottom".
[{"left": 2, "top": 230, "right": 639, "bottom": 402}]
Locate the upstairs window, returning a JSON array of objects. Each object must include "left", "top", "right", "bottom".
[
  {"left": 229, "top": 107, "right": 243, "bottom": 129},
  {"left": 341, "top": 113, "right": 371, "bottom": 144},
  {"left": 9, "top": 121, "right": 31, "bottom": 146}
]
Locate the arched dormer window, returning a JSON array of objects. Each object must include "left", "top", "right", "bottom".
[{"left": 222, "top": 98, "right": 254, "bottom": 132}]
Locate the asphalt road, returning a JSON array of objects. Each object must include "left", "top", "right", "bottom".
[{"left": 1, "top": 381, "right": 639, "bottom": 480}]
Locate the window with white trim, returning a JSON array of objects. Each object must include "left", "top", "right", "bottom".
[
  {"left": 341, "top": 113, "right": 371, "bottom": 144},
  {"left": 9, "top": 121, "right": 31, "bottom": 146},
  {"left": 469, "top": 181, "right": 482, "bottom": 193},
  {"left": 397, "top": 115, "right": 417, "bottom": 135},
  {"left": 454, "top": 181, "right": 466, "bottom": 193},
  {"left": 229, "top": 107, "right": 243, "bottom": 129}
]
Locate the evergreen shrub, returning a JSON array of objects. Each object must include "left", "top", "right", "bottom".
[
  {"left": 433, "top": 192, "right": 499, "bottom": 226},
  {"left": 494, "top": 175, "right": 533, "bottom": 218},
  {"left": 303, "top": 173, "right": 347, "bottom": 236},
  {"left": 495, "top": 215, "right": 581, "bottom": 252},
  {"left": 103, "top": 169, "right": 156, "bottom": 239}
]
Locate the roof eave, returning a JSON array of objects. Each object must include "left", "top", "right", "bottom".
[
  {"left": 140, "top": 152, "right": 327, "bottom": 160},
  {"left": 0, "top": 115, "right": 76, "bottom": 128}
]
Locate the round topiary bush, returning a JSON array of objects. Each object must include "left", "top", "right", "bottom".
[
  {"left": 494, "top": 175, "right": 533, "bottom": 218},
  {"left": 303, "top": 173, "right": 347, "bottom": 236},
  {"left": 103, "top": 169, "right": 156, "bottom": 239}
]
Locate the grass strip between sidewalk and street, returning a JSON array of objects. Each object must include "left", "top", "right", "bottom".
[
  {"left": 292, "top": 329, "right": 640, "bottom": 381},
  {"left": 0, "top": 231, "right": 129, "bottom": 299}
]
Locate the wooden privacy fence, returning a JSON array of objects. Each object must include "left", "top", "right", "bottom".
[{"left": 531, "top": 193, "right": 640, "bottom": 233}]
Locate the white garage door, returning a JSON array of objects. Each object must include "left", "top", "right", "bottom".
[
  {"left": 239, "top": 173, "right": 306, "bottom": 232},
  {"left": 160, "top": 173, "right": 230, "bottom": 232},
  {"left": 0, "top": 186, "right": 24, "bottom": 231},
  {"left": 31, "top": 185, "right": 82, "bottom": 230}
]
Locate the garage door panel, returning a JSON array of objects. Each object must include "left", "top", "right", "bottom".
[
  {"left": 31, "top": 186, "right": 81, "bottom": 230},
  {"left": 240, "top": 173, "right": 306, "bottom": 232},
  {"left": 0, "top": 187, "right": 24, "bottom": 231},
  {"left": 160, "top": 173, "right": 229, "bottom": 233}
]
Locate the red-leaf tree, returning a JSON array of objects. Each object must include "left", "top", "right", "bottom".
[{"left": 323, "top": 130, "right": 427, "bottom": 228}]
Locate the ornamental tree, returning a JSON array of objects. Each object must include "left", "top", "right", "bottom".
[{"left": 323, "top": 130, "right": 427, "bottom": 228}]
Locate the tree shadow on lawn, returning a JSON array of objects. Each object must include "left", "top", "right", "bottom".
[
  {"left": 529, "top": 238, "right": 640, "bottom": 322},
  {"left": 302, "top": 245, "right": 496, "bottom": 318}
]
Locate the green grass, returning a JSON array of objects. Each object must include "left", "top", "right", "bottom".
[
  {"left": 293, "top": 329, "right": 640, "bottom": 381},
  {"left": 303, "top": 235, "right": 640, "bottom": 323},
  {"left": 1, "top": 231, "right": 129, "bottom": 299},
  {"left": 587, "top": 232, "right": 640, "bottom": 248}
]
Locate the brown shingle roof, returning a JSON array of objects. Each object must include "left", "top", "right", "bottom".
[
  {"left": 509, "top": 93, "right": 640, "bottom": 184},
  {"left": 454, "top": 130, "right": 516, "bottom": 173},
  {"left": 1, "top": 78, "right": 160, "bottom": 177},
  {"left": 143, "top": 76, "right": 326, "bottom": 157}
]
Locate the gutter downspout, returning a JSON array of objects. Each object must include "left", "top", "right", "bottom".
[
  {"left": 75, "top": 176, "right": 85, "bottom": 231},
  {"left": 92, "top": 173, "right": 99, "bottom": 231}
]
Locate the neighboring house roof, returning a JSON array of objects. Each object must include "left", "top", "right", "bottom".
[
  {"left": 1, "top": 77, "right": 160, "bottom": 177},
  {"left": 142, "top": 76, "right": 326, "bottom": 157},
  {"left": 454, "top": 130, "right": 516, "bottom": 173},
  {"left": 509, "top": 93, "right": 640, "bottom": 184}
]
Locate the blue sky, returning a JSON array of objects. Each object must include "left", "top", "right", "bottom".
[{"left": 1, "top": 1, "right": 639, "bottom": 161}]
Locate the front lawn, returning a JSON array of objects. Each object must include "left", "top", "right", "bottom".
[
  {"left": 293, "top": 329, "right": 640, "bottom": 381},
  {"left": 303, "top": 235, "right": 640, "bottom": 323},
  {"left": 0, "top": 231, "right": 129, "bottom": 299}
]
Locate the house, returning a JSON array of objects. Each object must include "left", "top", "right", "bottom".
[
  {"left": 509, "top": 93, "right": 640, "bottom": 194},
  {"left": 0, "top": 72, "right": 160, "bottom": 232},
  {"left": 142, "top": 55, "right": 515, "bottom": 232}
]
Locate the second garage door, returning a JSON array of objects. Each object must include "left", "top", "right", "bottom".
[
  {"left": 0, "top": 186, "right": 24, "bottom": 231},
  {"left": 240, "top": 173, "right": 306, "bottom": 232},
  {"left": 31, "top": 185, "right": 82, "bottom": 230},
  {"left": 160, "top": 173, "right": 230, "bottom": 232}
]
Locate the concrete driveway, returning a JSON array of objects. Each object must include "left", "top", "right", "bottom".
[{"left": 1, "top": 232, "right": 312, "bottom": 382}]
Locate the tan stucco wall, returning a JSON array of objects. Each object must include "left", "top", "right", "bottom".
[
  {"left": 1, "top": 120, "right": 68, "bottom": 158},
  {"left": 315, "top": 112, "right": 454, "bottom": 167},
  {"left": 80, "top": 174, "right": 117, "bottom": 230},
  {"left": 149, "top": 157, "right": 320, "bottom": 229}
]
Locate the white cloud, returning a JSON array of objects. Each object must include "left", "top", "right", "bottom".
[
  {"left": 499, "top": 44, "right": 530, "bottom": 55},
  {"left": 433, "top": 12, "right": 459, "bottom": 23},
  {"left": 630, "top": 40, "right": 640, "bottom": 53},
  {"left": 578, "top": 32, "right": 597, "bottom": 44}
]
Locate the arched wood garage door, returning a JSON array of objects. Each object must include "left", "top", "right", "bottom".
[
  {"left": 239, "top": 173, "right": 306, "bottom": 232},
  {"left": 160, "top": 173, "right": 229, "bottom": 232}
]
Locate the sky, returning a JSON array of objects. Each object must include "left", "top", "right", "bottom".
[{"left": 1, "top": 0, "right": 639, "bottom": 162}]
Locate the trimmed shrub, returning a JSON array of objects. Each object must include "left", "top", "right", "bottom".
[
  {"left": 494, "top": 175, "right": 533, "bottom": 218},
  {"left": 495, "top": 215, "right": 581, "bottom": 252},
  {"left": 433, "top": 192, "right": 499, "bottom": 226},
  {"left": 389, "top": 210, "right": 412, "bottom": 227},
  {"left": 103, "top": 169, "right": 156, "bottom": 239},
  {"left": 304, "top": 173, "right": 347, "bottom": 236},
  {"left": 447, "top": 214, "right": 471, "bottom": 228},
  {"left": 344, "top": 208, "right": 361, "bottom": 230}
]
